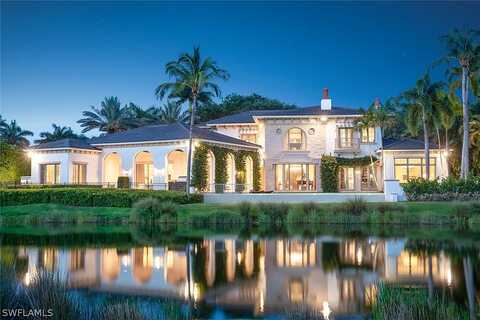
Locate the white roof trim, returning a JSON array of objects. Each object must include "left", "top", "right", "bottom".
[
  {"left": 90, "top": 138, "right": 260, "bottom": 150},
  {"left": 29, "top": 147, "right": 101, "bottom": 153},
  {"left": 205, "top": 123, "right": 255, "bottom": 127}
]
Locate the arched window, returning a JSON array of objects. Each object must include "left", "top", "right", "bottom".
[{"left": 288, "top": 128, "right": 306, "bottom": 151}]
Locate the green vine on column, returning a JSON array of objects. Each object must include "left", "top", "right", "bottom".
[
  {"left": 321, "top": 155, "right": 339, "bottom": 192},
  {"left": 191, "top": 143, "right": 209, "bottom": 191},
  {"left": 191, "top": 142, "right": 262, "bottom": 193}
]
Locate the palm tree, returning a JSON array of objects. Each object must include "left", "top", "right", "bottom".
[
  {"left": 403, "top": 74, "right": 443, "bottom": 180},
  {"left": 440, "top": 29, "right": 480, "bottom": 178},
  {"left": 78, "top": 96, "right": 133, "bottom": 133},
  {"left": 157, "top": 101, "right": 189, "bottom": 124},
  {"left": 155, "top": 47, "right": 230, "bottom": 195},
  {"left": 355, "top": 99, "right": 392, "bottom": 189},
  {"left": 0, "top": 120, "right": 33, "bottom": 148},
  {"left": 35, "top": 124, "right": 82, "bottom": 144}
]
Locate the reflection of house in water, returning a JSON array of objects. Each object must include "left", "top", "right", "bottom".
[
  {"left": 17, "top": 246, "right": 190, "bottom": 298},
  {"left": 12, "top": 237, "right": 456, "bottom": 317}
]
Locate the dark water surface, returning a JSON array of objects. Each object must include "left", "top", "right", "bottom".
[{"left": 1, "top": 225, "right": 479, "bottom": 319}]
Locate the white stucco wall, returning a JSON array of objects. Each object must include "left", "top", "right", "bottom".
[
  {"left": 30, "top": 152, "right": 70, "bottom": 184},
  {"left": 69, "top": 152, "right": 101, "bottom": 183},
  {"left": 30, "top": 150, "right": 101, "bottom": 184}
]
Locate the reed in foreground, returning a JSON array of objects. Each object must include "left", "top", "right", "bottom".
[{"left": 372, "top": 283, "right": 468, "bottom": 320}]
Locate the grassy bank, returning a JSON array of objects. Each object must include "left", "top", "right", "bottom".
[{"left": 1, "top": 201, "right": 480, "bottom": 228}]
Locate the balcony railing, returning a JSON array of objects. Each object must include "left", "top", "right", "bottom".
[{"left": 335, "top": 137, "right": 360, "bottom": 153}]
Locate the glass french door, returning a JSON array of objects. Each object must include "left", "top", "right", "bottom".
[{"left": 274, "top": 163, "right": 316, "bottom": 191}]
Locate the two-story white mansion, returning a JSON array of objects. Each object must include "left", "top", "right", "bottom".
[{"left": 28, "top": 89, "right": 449, "bottom": 196}]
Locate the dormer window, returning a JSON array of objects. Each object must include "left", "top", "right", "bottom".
[
  {"left": 288, "top": 128, "right": 306, "bottom": 151},
  {"left": 361, "top": 127, "right": 375, "bottom": 143}
]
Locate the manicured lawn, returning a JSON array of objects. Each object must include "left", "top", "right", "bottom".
[{"left": 1, "top": 201, "right": 479, "bottom": 227}]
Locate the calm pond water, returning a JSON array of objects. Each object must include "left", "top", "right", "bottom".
[{"left": 1, "top": 225, "right": 479, "bottom": 319}]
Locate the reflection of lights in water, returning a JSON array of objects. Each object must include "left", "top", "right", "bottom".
[
  {"left": 184, "top": 281, "right": 201, "bottom": 302},
  {"left": 447, "top": 268, "right": 452, "bottom": 286},
  {"left": 290, "top": 252, "right": 304, "bottom": 266},
  {"left": 237, "top": 252, "right": 242, "bottom": 264},
  {"left": 259, "top": 256, "right": 265, "bottom": 271},
  {"left": 121, "top": 255, "right": 131, "bottom": 267},
  {"left": 259, "top": 291, "right": 264, "bottom": 313},
  {"left": 356, "top": 249, "right": 363, "bottom": 265},
  {"left": 24, "top": 272, "right": 32, "bottom": 286},
  {"left": 154, "top": 256, "right": 163, "bottom": 269},
  {"left": 321, "top": 301, "right": 331, "bottom": 320}
]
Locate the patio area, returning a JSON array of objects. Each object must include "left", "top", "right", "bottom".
[{"left": 203, "top": 192, "right": 387, "bottom": 204}]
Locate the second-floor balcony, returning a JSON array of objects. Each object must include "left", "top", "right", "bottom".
[{"left": 335, "top": 136, "right": 360, "bottom": 153}]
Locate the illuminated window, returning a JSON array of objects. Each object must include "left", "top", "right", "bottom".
[
  {"left": 288, "top": 128, "right": 306, "bottom": 150},
  {"left": 361, "top": 127, "right": 375, "bottom": 143},
  {"left": 40, "top": 163, "right": 60, "bottom": 184},
  {"left": 338, "top": 128, "right": 354, "bottom": 148},
  {"left": 72, "top": 163, "right": 87, "bottom": 184},
  {"left": 274, "top": 163, "right": 316, "bottom": 191},
  {"left": 240, "top": 134, "right": 257, "bottom": 144},
  {"left": 394, "top": 158, "right": 436, "bottom": 183}
]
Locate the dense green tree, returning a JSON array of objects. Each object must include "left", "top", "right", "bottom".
[
  {"left": 78, "top": 96, "right": 135, "bottom": 133},
  {"left": 440, "top": 28, "right": 480, "bottom": 178},
  {"left": 155, "top": 47, "right": 229, "bottom": 196},
  {"left": 0, "top": 142, "right": 30, "bottom": 183},
  {"left": 0, "top": 120, "right": 33, "bottom": 148},
  {"left": 197, "top": 93, "right": 296, "bottom": 122},
  {"left": 35, "top": 124, "right": 84, "bottom": 144}
]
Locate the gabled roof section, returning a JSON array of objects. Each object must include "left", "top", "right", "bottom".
[
  {"left": 205, "top": 106, "right": 362, "bottom": 125},
  {"left": 88, "top": 123, "right": 259, "bottom": 148},
  {"left": 382, "top": 138, "right": 439, "bottom": 151},
  {"left": 31, "top": 138, "right": 99, "bottom": 151}
]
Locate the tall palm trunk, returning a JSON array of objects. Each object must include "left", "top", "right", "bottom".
[
  {"left": 463, "top": 256, "right": 476, "bottom": 320},
  {"left": 435, "top": 125, "right": 444, "bottom": 175},
  {"left": 186, "top": 96, "right": 197, "bottom": 197},
  {"left": 461, "top": 66, "right": 470, "bottom": 178},
  {"left": 445, "top": 128, "right": 449, "bottom": 176},
  {"left": 422, "top": 107, "right": 430, "bottom": 180}
]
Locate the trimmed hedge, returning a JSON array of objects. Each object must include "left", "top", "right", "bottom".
[
  {"left": 0, "top": 188, "right": 203, "bottom": 207},
  {"left": 403, "top": 176, "right": 480, "bottom": 201}
]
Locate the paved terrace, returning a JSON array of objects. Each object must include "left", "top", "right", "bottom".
[{"left": 203, "top": 192, "right": 386, "bottom": 204}]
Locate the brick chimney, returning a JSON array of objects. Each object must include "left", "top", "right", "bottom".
[{"left": 321, "top": 88, "right": 332, "bottom": 110}]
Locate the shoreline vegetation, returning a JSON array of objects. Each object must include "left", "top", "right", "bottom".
[{"left": 1, "top": 200, "right": 480, "bottom": 229}]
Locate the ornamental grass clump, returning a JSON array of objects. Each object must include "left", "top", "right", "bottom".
[
  {"left": 258, "top": 203, "right": 290, "bottom": 225},
  {"left": 24, "top": 270, "right": 81, "bottom": 320},
  {"left": 341, "top": 198, "right": 368, "bottom": 216},
  {"left": 130, "top": 198, "right": 178, "bottom": 224},
  {"left": 372, "top": 283, "right": 467, "bottom": 320},
  {"left": 238, "top": 201, "right": 255, "bottom": 224}
]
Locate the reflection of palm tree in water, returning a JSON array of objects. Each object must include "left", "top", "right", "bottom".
[{"left": 463, "top": 256, "right": 476, "bottom": 320}]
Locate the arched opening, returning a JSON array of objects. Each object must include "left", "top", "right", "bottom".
[
  {"left": 135, "top": 151, "right": 154, "bottom": 189},
  {"left": 167, "top": 149, "right": 187, "bottom": 191},
  {"left": 287, "top": 128, "right": 306, "bottom": 151},
  {"left": 132, "top": 247, "right": 153, "bottom": 284},
  {"left": 103, "top": 153, "right": 121, "bottom": 187},
  {"left": 207, "top": 151, "right": 215, "bottom": 192},
  {"left": 225, "top": 153, "right": 235, "bottom": 192},
  {"left": 245, "top": 156, "right": 254, "bottom": 192}
]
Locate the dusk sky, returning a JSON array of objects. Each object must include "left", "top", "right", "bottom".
[{"left": 1, "top": 1, "right": 479, "bottom": 139}]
